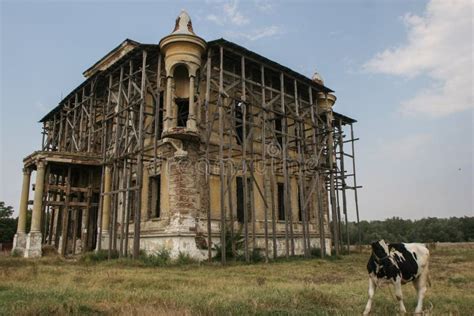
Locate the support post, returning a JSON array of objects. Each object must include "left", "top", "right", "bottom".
[
  {"left": 337, "top": 120, "right": 350, "bottom": 253},
  {"left": 241, "top": 56, "right": 250, "bottom": 263},
  {"left": 133, "top": 50, "right": 147, "bottom": 259},
  {"left": 350, "top": 123, "right": 362, "bottom": 248},
  {"left": 326, "top": 98, "right": 340, "bottom": 256},
  {"left": 204, "top": 53, "right": 212, "bottom": 262},
  {"left": 261, "top": 65, "right": 269, "bottom": 262}
]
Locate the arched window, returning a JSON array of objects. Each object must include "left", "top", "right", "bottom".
[{"left": 173, "top": 65, "right": 189, "bottom": 127}]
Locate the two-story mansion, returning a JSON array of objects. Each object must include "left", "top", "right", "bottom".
[{"left": 13, "top": 11, "right": 359, "bottom": 261}]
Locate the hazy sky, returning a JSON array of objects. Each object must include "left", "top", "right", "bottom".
[{"left": 1, "top": 0, "right": 472, "bottom": 220}]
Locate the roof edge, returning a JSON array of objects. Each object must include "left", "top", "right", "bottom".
[
  {"left": 82, "top": 38, "right": 141, "bottom": 78},
  {"left": 207, "top": 38, "right": 334, "bottom": 93}
]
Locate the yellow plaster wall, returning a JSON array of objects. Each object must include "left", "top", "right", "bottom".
[{"left": 209, "top": 175, "right": 221, "bottom": 219}]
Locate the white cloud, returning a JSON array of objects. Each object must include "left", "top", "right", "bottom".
[
  {"left": 206, "top": 0, "right": 249, "bottom": 26},
  {"left": 205, "top": 1, "right": 281, "bottom": 41},
  {"left": 363, "top": 0, "right": 473, "bottom": 118},
  {"left": 228, "top": 25, "right": 281, "bottom": 41},
  {"left": 224, "top": 1, "right": 249, "bottom": 26},
  {"left": 205, "top": 14, "right": 223, "bottom": 25}
]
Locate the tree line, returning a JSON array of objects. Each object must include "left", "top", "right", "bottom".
[
  {"left": 1, "top": 200, "right": 473, "bottom": 245},
  {"left": 341, "top": 216, "right": 474, "bottom": 245}
]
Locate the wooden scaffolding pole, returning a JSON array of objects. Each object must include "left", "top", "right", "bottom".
[
  {"left": 280, "top": 72, "right": 291, "bottom": 258},
  {"left": 350, "top": 123, "right": 362, "bottom": 247},
  {"left": 261, "top": 65, "right": 269, "bottom": 262},
  {"left": 218, "top": 46, "right": 227, "bottom": 265},
  {"left": 294, "top": 80, "right": 310, "bottom": 257},
  {"left": 132, "top": 50, "right": 147, "bottom": 259},
  {"left": 241, "top": 56, "right": 250, "bottom": 262},
  {"left": 309, "top": 88, "right": 326, "bottom": 257},
  {"left": 326, "top": 93, "right": 340, "bottom": 256},
  {"left": 204, "top": 53, "right": 213, "bottom": 262},
  {"left": 337, "top": 120, "right": 350, "bottom": 253}
]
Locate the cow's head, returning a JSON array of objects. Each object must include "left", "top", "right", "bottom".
[{"left": 371, "top": 239, "right": 389, "bottom": 260}]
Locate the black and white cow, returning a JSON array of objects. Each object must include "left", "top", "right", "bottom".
[{"left": 363, "top": 240, "right": 430, "bottom": 315}]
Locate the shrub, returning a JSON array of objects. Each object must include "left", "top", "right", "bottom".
[
  {"left": 80, "top": 250, "right": 119, "bottom": 263},
  {"left": 214, "top": 226, "right": 244, "bottom": 260},
  {"left": 249, "top": 248, "right": 264, "bottom": 263},
  {"left": 310, "top": 248, "right": 322, "bottom": 257},
  {"left": 176, "top": 251, "right": 198, "bottom": 265},
  {"left": 141, "top": 249, "right": 171, "bottom": 267}
]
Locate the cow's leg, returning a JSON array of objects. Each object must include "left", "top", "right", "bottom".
[
  {"left": 394, "top": 278, "right": 407, "bottom": 314},
  {"left": 414, "top": 271, "right": 428, "bottom": 314},
  {"left": 363, "top": 277, "right": 377, "bottom": 315}
]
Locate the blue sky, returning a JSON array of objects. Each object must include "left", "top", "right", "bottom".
[{"left": 1, "top": 0, "right": 472, "bottom": 220}]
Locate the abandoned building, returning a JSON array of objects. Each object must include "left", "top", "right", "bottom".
[{"left": 12, "top": 11, "right": 361, "bottom": 262}]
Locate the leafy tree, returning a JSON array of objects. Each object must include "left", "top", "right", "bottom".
[
  {"left": 0, "top": 201, "right": 17, "bottom": 243},
  {"left": 0, "top": 201, "right": 14, "bottom": 219}
]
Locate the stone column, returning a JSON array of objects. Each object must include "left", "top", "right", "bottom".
[
  {"left": 186, "top": 74, "right": 197, "bottom": 131},
  {"left": 101, "top": 165, "right": 112, "bottom": 248},
  {"left": 12, "top": 168, "right": 31, "bottom": 255},
  {"left": 25, "top": 160, "right": 46, "bottom": 258},
  {"left": 164, "top": 76, "right": 173, "bottom": 130}
]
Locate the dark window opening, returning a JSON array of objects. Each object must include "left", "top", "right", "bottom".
[
  {"left": 173, "top": 64, "right": 190, "bottom": 128},
  {"left": 277, "top": 182, "right": 285, "bottom": 221},
  {"left": 150, "top": 175, "right": 161, "bottom": 218},
  {"left": 236, "top": 176, "right": 252, "bottom": 223},
  {"left": 235, "top": 102, "right": 243, "bottom": 145},
  {"left": 176, "top": 98, "right": 189, "bottom": 127},
  {"left": 275, "top": 115, "right": 283, "bottom": 147},
  {"left": 155, "top": 93, "right": 164, "bottom": 138},
  {"left": 234, "top": 101, "right": 251, "bottom": 146},
  {"left": 129, "top": 180, "right": 137, "bottom": 221}
]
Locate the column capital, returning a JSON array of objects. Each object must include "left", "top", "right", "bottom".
[
  {"left": 22, "top": 167, "right": 32, "bottom": 175},
  {"left": 36, "top": 160, "right": 46, "bottom": 170}
]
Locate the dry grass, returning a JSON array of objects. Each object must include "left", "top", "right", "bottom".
[{"left": 0, "top": 247, "right": 473, "bottom": 315}]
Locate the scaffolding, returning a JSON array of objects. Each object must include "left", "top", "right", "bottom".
[
  {"left": 200, "top": 40, "right": 361, "bottom": 262},
  {"left": 27, "top": 38, "right": 361, "bottom": 263}
]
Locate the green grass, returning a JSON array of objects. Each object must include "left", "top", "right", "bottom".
[{"left": 0, "top": 247, "right": 473, "bottom": 315}]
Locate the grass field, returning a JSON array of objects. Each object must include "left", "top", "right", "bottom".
[{"left": 0, "top": 247, "right": 473, "bottom": 315}]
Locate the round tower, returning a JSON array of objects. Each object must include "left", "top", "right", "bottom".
[
  {"left": 155, "top": 11, "right": 207, "bottom": 260},
  {"left": 159, "top": 10, "right": 207, "bottom": 138},
  {"left": 312, "top": 71, "right": 337, "bottom": 112}
]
